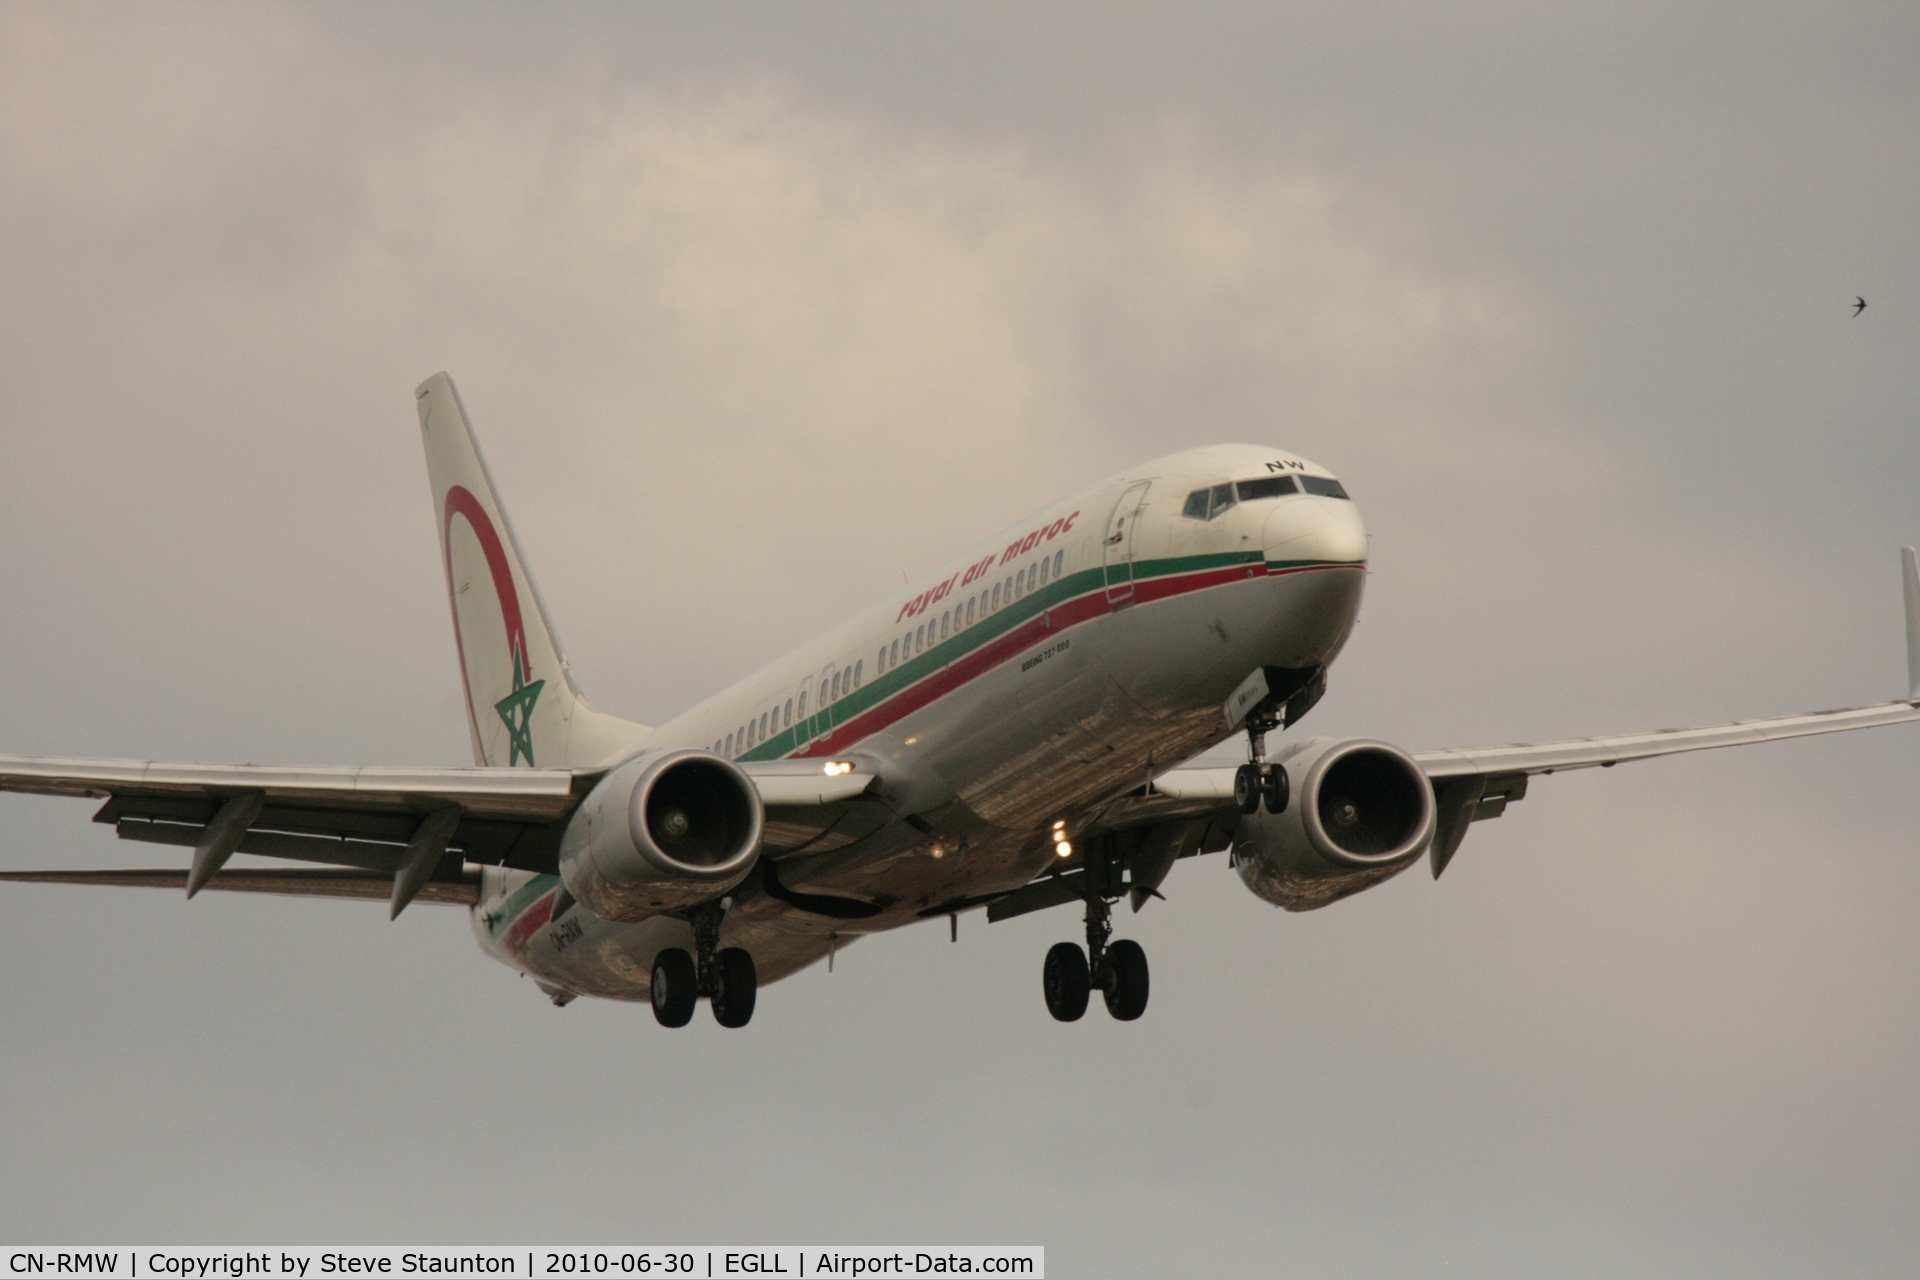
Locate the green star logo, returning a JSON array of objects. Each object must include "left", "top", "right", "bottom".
[{"left": 494, "top": 641, "right": 545, "bottom": 767}]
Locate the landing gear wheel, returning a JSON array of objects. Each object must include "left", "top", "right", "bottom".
[
  {"left": 1102, "top": 939, "right": 1149, "bottom": 1020},
  {"left": 650, "top": 948, "right": 696, "bottom": 1028},
  {"left": 710, "top": 947, "right": 758, "bottom": 1028},
  {"left": 1043, "top": 942, "right": 1091, "bottom": 1022},
  {"left": 1234, "top": 764, "right": 1262, "bottom": 814},
  {"left": 1262, "top": 762, "right": 1290, "bottom": 814}
]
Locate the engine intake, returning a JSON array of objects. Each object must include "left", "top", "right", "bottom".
[
  {"left": 1234, "top": 738, "right": 1435, "bottom": 911},
  {"left": 558, "top": 750, "right": 763, "bottom": 921}
]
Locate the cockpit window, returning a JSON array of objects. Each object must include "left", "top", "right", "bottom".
[
  {"left": 1300, "top": 476, "right": 1349, "bottom": 499},
  {"left": 1183, "top": 481, "right": 1253, "bottom": 520},
  {"left": 1236, "top": 476, "right": 1298, "bottom": 501}
]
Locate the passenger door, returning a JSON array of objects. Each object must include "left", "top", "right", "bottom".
[{"left": 1103, "top": 481, "right": 1152, "bottom": 607}]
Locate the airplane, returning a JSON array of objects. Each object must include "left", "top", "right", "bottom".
[{"left": 4, "top": 372, "right": 1919, "bottom": 1027}]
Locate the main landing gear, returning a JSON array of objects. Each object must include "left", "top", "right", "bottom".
[
  {"left": 1043, "top": 890, "right": 1150, "bottom": 1022},
  {"left": 651, "top": 901, "right": 757, "bottom": 1029}
]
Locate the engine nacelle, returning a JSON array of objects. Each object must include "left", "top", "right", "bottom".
[
  {"left": 558, "top": 750, "right": 764, "bottom": 922},
  {"left": 1234, "top": 737, "right": 1436, "bottom": 912}
]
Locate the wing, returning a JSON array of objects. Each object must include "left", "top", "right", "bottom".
[
  {"left": 0, "top": 754, "right": 875, "bottom": 915},
  {"left": 1144, "top": 549, "right": 1920, "bottom": 879},
  {"left": 1413, "top": 697, "right": 1920, "bottom": 875},
  {"left": 0, "top": 866, "right": 480, "bottom": 905},
  {"left": 1147, "top": 697, "right": 1920, "bottom": 879}
]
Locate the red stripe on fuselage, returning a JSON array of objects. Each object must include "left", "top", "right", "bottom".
[
  {"left": 501, "top": 890, "right": 556, "bottom": 953},
  {"left": 795, "top": 559, "right": 1357, "bottom": 758}
]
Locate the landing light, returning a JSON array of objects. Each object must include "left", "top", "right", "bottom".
[
  {"left": 823, "top": 761, "right": 854, "bottom": 777},
  {"left": 1055, "top": 840, "right": 1073, "bottom": 858}
]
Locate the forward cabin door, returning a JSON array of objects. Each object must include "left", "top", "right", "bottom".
[{"left": 1103, "top": 481, "right": 1152, "bottom": 607}]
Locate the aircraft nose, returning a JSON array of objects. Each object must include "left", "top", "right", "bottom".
[{"left": 1263, "top": 496, "right": 1367, "bottom": 566}]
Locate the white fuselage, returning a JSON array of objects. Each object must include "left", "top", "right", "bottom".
[{"left": 472, "top": 443, "right": 1369, "bottom": 1000}]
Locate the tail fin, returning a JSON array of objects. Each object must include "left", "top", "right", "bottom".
[{"left": 416, "top": 373, "right": 649, "bottom": 769}]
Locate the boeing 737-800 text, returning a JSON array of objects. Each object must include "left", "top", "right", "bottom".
[{"left": 5, "top": 373, "right": 1918, "bottom": 1027}]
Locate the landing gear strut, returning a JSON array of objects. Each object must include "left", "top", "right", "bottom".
[
  {"left": 1233, "top": 708, "right": 1290, "bottom": 815},
  {"left": 651, "top": 901, "right": 757, "bottom": 1029},
  {"left": 1042, "top": 879, "right": 1150, "bottom": 1023}
]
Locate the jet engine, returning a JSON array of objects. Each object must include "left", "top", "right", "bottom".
[
  {"left": 558, "top": 750, "right": 764, "bottom": 921},
  {"left": 1233, "top": 737, "right": 1435, "bottom": 911}
]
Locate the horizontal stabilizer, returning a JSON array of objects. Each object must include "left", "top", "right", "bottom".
[{"left": 0, "top": 866, "right": 479, "bottom": 905}]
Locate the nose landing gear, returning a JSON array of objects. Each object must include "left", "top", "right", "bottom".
[
  {"left": 1233, "top": 707, "right": 1291, "bottom": 815},
  {"left": 651, "top": 900, "right": 757, "bottom": 1029}
]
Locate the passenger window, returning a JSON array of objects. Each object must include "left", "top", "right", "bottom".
[
  {"left": 1053, "top": 550, "right": 1063, "bottom": 578},
  {"left": 1209, "top": 483, "right": 1236, "bottom": 518},
  {"left": 1182, "top": 488, "right": 1210, "bottom": 520},
  {"left": 1301, "top": 475, "right": 1349, "bottom": 499},
  {"left": 784, "top": 699, "right": 793, "bottom": 725},
  {"left": 724, "top": 732, "right": 733, "bottom": 753},
  {"left": 854, "top": 660, "right": 863, "bottom": 686},
  {"left": 759, "top": 712, "right": 769, "bottom": 737},
  {"left": 832, "top": 671, "right": 842, "bottom": 700},
  {"left": 890, "top": 638, "right": 900, "bottom": 665},
  {"left": 966, "top": 597, "right": 976, "bottom": 625},
  {"left": 800, "top": 690, "right": 809, "bottom": 717},
  {"left": 991, "top": 583, "right": 1001, "bottom": 609},
  {"left": 916, "top": 624, "right": 925, "bottom": 653},
  {"left": 1236, "top": 476, "right": 1298, "bottom": 501},
  {"left": 941, "top": 611, "right": 950, "bottom": 639}
]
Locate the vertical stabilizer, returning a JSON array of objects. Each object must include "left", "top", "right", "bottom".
[{"left": 416, "top": 373, "right": 649, "bottom": 768}]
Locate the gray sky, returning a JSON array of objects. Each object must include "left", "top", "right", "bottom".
[{"left": 3, "top": 3, "right": 1918, "bottom": 1273}]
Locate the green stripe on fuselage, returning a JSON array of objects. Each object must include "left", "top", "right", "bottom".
[
  {"left": 486, "top": 872, "right": 558, "bottom": 938},
  {"left": 738, "top": 550, "right": 1348, "bottom": 761}
]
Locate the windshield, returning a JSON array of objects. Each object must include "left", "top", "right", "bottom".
[{"left": 1235, "top": 476, "right": 1298, "bottom": 501}]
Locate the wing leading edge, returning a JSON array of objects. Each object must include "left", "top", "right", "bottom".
[
  {"left": 0, "top": 754, "right": 875, "bottom": 914},
  {"left": 1150, "top": 549, "right": 1920, "bottom": 881},
  {"left": 1150, "top": 697, "right": 1920, "bottom": 881}
]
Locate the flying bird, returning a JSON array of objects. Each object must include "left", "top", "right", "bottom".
[{"left": 1854, "top": 296, "right": 1868, "bottom": 316}]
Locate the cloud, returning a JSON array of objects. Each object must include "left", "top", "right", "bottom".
[
  {"left": 263, "top": 86, "right": 1540, "bottom": 717},
  {"left": 0, "top": 4, "right": 296, "bottom": 231},
  {"left": 6, "top": 11, "right": 1917, "bottom": 1267}
]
